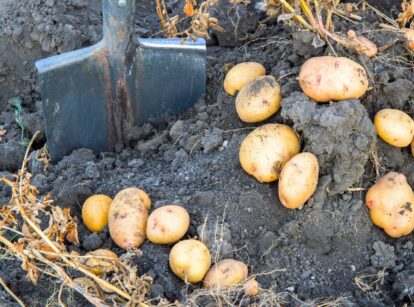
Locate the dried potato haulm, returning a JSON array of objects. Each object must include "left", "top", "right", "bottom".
[
  {"left": 224, "top": 62, "right": 266, "bottom": 96},
  {"left": 203, "top": 259, "right": 248, "bottom": 288},
  {"left": 108, "top": 187, "right": 151, "bottom": 249},
  {"left": 239, "top": 124, "right": 300, "bottom": 183},
  {"left": 278, "top": 152, "right": 319, "bottom": 209},
  {"left": 374, "top": 109, "right": 414, "bottom": 147},
  {"left": 169, "top": 239, "right": 211, "bottom": 283},
  {"left": 146, "top": 205, "right": 190, "bottom": 244},
  {"left": 236, "top": 75, "right": 282, "bottom": 123},
  {"left": 82, "top": 194, "right": 112, "bottom": 233},
  {"left": 298, "top": 56, "right": 369, "bottom": 103},
  {"left": 366, "top": 172, "right": 414, "bottom": 238}
]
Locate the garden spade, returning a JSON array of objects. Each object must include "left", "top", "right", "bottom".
[{"left": 36, "top": 0, "right": 205, "bottom": 161}]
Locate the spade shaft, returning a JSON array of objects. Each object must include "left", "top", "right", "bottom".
[{"left": 36, "top": 0, "right": 206, "bottom": 161}]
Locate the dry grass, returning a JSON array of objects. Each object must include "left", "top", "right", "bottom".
[
  {"left": 0, "top": 132, "right": 152, "bottom": 306},
  {"left": 355, "top": 269, "right": 386, "bottom": 297}
]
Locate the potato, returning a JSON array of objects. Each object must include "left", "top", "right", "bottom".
[
  {"left": 347, "top": 30, "right": 378, "bottom": 58},
  {"left": 411, "top": 139, "right": 414, "bottom": 157},
  {"left": 298, "top": 56, "right": 369, "bottom": 103},
  {"left": 366, "top": 172, "right": 414, "bottom": 238},
  {"left": 146, "top": 205, "right": 190, "bottom": 244},
  {"left": 278, "top": 152, "right": 319, "bottom": 209},
  {"left": 374, "top": 109, "right": 414, "bottom": 147},
  {"left": 239, "top": 124, "right": 301, "bottom": 183},
  {"left": 84, "top": 249, "right": 119, "bottom": 275},
  {"left": 404, "top": 29, "right": 414, "bottom": 51},
  {"left": 235, "top": 75, "right": 282, "bottom": 123},
  {"left": 244, "top": 278, "right": 260, "bottom": 297},
  {"left": 203, "top": 259, "right": 248, "bottom": 289},
  {"left": 108, "top": 187, "right": 151, "bottom": 249},
  {"left": 169, "top": 239, "right": 211, "bottom": 283},
  {"left": 82, "top": 194, "right": 112, "bottom": 233},
  {"left": 224, "top": 62, "right": 266, "bottom": 96}
]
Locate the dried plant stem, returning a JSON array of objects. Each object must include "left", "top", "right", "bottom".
[
  {"left": 279, "top": 0, "right": 313, "bottom": 31},
  {"left": 0, "top": 276, "right": 25, "bottom": 307}
]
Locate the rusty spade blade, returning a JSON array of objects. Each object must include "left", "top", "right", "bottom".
[{"left": 35, "top": 0, "right": 206, "bottom": 161}]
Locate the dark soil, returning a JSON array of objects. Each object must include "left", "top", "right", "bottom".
[{"left": 1, "top": 0, "right": 414, "bottom": 306}]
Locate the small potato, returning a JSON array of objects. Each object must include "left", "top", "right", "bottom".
[
  {"left": 108, "top": 187, "right": 151, "bottom": 249},
  {"left": 203, "top": 259, "right": 248, "bottom": 289},
  {"left": 366, "top": 172, "right": 414, "bottom": 238},
  {"left": 404, "top": 29, "right": 414, "bottom": 51},
  {"left": 235, "top": 75, "right": 282, "bottom": 123},
  {"left": 146, "top": 205, "right": 190, "bottom": 244},
  {"left": 224, "top": 62, "right": 266, "bottom": 96},
  {"left": 374, "top": 109, "right": 414, "bottom": 147},
  {"left": 239, "top": 124, "right": 301, "bottom": 183},
  {"left": 278, "top": 152, "right": 319, "bottom": 209},
  {"left": 169, "top": 239, "right": 211, "bottom": 283},
  {"left": 244, "top": 278, "right": 260, "bottom": 297},
  {"left": 84, "top": 249, "right": 119, "bottom": 275},
  {"left": 298, "top": 56, "right": 368, "bottom": 103},
  {"left": 82, "top": 194, "right": 112, "bottom": 233}
]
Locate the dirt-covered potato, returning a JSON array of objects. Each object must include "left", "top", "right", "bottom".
[
  {"left": 146, "top": 205, "right": 190, "bottom": 244},
  {"left": 366, "top": 172, "right": 414, "bottom": 238},
  {"left": 374, "top": 109, "right": 414, "bottom": 147},
  {"left": 239, "top": 124, "right": 301, "bottom": 183},
  {"left": 169, "top": 239, "right": 211, "bottom": 283},
  {"left": 82, "top": 194, "right": 112, "bottom": 233},
  {"left": 108, "top": 187, "right": 151, "bottom": 249},
  {"left": 278, "top": 152, "right": 319, "bottom": 209},
  {"left": 298, "top": 56, "right": 368, "bottom": 103},
  {"left": 235, "top": 75, "right": 282, "bottom": 123},
  {"left": 224, "top": 62, "right": 266, "bottom": 96},
  {"left": 203, "top": 259, "right": 248, "bottom": 288}
]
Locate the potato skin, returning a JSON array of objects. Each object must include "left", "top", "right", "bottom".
[
  {"left": 169, "top": 239, "right": 211, "bottom": 283},
  {"left": 374, "top": 109, "right": 414, "bottom": 147},
  {"left": 146, "top": 205, "right": 190, "bottom": 244},
  {"left": 366, "top": 172, "right": 414, "bottom": 238},
  {"left": 278, "top": 152, "right": 319, "bottom": 209},
  {"left": 203, "top": 259, "right": 248, "bottom": 288},
  {"left": 239, "top": 124, "right": 301, "bottom": 183},
  {"left": 411, "top": 139, "right": 414, "bottom": 157},
  {"left": 224, "top": 62, "right": 266, "bottom": 96},
  {"left": 82, "top": 194, "right": 112, "bottom": 233},
  {"left": 236, "top": 75, "right": 281, "bottom": 123},
  {"left": 108, "top": 188, "right": 151, "bottom": 249},
  {"left": 298, "top": 56, "right": 368, "bottom": 103}
]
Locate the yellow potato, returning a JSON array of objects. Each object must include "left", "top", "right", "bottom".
[
  {"left": 239, "top": 124, "right": 301, "bottom": 183},
  {"left": 298, "top": 56, "right": 368, "bottom": 103},
  {"left": 108, "top": 187, "right": 151, "bottom": 249},
  {"left": 244, "top": 278, "right": 260, "bottom": 297},
  {"left": 224, "top": 62, "right": 266, "bottom": 96},
  {"left": 374, "top": 109, "right": 414, "bottom": 147},
  {"left": 169, "top": 239, "right": 211, "bottom": 283},
  {"left": 84, "top": 249, "right": 119, "bottom": 275},
  {"left": 366, "top": 172, "right": 414, "bottom": 238},
  {"left": 203, "top": 259, "right": 248, "bottom": 289},
  {"left": 146, "top": 205, "right": 190, "bottom": 244},
  {"left": 404, "top": 29, "right": 414, "bottom": 51},
  {"left": 235, "top": 75, "right": 282, "bottom": 123},
  {"left": 411, "top": 139, "right": 414, "bottom": 157},
  {"left": 82, "top": 194, "right": 112, "bottom": 233},
  {"left": 278, "top": 152, "right": 319, "bottom": 209}
]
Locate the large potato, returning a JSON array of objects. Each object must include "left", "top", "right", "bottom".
[
  {"left": 224, "top": 62, "right": 266, "bottom": 96},
  {"left": 366, "top": 172, "right": 414, "bottom": 238},
  {"left": 203, "top": 259, "right": 248, "bottom": 289},
  {"left": 146, "top": 205, "right": 190, "bottom": 244},
  {"left": 169, "top": 239, "right": 211, "bottom": 283},
  {"left": 298, "top": 56, "right": 368, "bottom": 103},
  {"left": 374, "top": 109, "right": 414, "bottom": 148},
  {"left": 108, "top": 187, "right": 151, "bottom": 249},
  {"left": 235, "top": 75, "right": 282, "bottom": 123},
  {"left": 239, "top": 124, "right": 301, "bottom": 183},
  {"left": 278, "top": 152, "right": 319, "bottom": 209},
  {"left": 82, "top": 194, "right": 112, "bottom": 233}
]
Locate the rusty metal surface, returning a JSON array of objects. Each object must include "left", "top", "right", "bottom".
[{"left": 35, "top": 0, "right": 206, "bottom": 161}]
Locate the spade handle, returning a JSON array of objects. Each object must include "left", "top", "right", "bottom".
[{"left": 102, "top": 0, "right": 136, "bottom": 52}]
